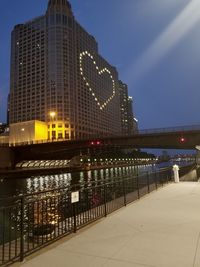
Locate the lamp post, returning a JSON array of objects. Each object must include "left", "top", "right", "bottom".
[{"left": 49, "top": 111, "right": 56, "bottom": 141}]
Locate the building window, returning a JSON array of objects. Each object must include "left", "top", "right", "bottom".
[
  {"left": 52, "top": 131, "right": 56, "bottom": 138},
  {"left": 58, "top": 133, "right": 63, "bottom": 139}
]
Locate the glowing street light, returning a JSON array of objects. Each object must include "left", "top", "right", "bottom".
[{"left": 49, "top": 111, "right": 56, "bottom": 119}]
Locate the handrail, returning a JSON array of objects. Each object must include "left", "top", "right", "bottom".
[{"left": 139, "top": 124, "right": 200, "bottom": 134}]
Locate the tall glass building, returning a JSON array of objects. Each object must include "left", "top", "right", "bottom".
[
  {"left": 9, "top": 0, "right": 124, "bottom": 140},
  {"left": 118, "top": 81, "right": 138, "bottom": 135}
]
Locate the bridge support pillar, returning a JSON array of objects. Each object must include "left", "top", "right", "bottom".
[{"left": 0, "top": 147, "right": 15, "bottom": 169}]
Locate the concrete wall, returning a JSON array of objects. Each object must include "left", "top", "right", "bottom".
[
  {"left": 0, "top": 147, "right": 14, "bottom": 169},
  {"left": 180, "top": 169, "right": 198, "bottom": 182}
]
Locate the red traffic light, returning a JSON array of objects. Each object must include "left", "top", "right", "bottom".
[
  {"left": 180, "top": 137, "right": 186, "bottom": 143},
  {"left": 90, "top": 140, "right": 102, "bottom": 146}
]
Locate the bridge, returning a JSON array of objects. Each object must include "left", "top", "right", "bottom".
[
  {"left": 5, "top": 125, "right": 200, "bottom": 163},
  {"left": 1, "top": 125, "right": 200, "bottom": 168}
]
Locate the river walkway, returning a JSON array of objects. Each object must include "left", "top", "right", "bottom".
[{"left": 13, "top": 182, "right": 200, "bottom": 267}]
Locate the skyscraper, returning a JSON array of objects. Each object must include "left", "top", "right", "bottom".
[
  {"left": 118, "top": 80, "right": 138, "bottom": 135},
  {"left": 10, "top": 0, "right": 139, "bottom": 142}
]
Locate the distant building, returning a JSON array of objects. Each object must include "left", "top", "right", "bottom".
[
  {"left": 118, "top": 81, "right": 138, "bottom": 135},
  {"left": 127, "top": 96, "right": 138, "bottom": 134},
  {"left": 0, "top": 123, "right": 9, "bottom": 144},
  {"left": 7, "top": 94, "right": 10, "bottom": 125},
  {"left": 158, "top": 150, "right": 170, "bottom": 162},
  {"left": 9, "top": 0, "right": 122, "bottom": 141},
  {"left": 0, "top": 123, "right": 8, "bottom": 134}
]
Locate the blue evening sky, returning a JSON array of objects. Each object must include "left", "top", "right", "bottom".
[{"left": 1, "top": 0, "right": 200, "bottom": 131}]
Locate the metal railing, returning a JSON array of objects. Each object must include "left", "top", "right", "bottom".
[
  {"left": 0, "top": 168, "right": 172, "bottom": 266},
  {"left": 139, "top": 124, "right": 200, "bottom": 134}
]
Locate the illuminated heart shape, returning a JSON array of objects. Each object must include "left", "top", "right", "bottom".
[{"left": 79, "top": 51, "right": 116, "bottom": 110}]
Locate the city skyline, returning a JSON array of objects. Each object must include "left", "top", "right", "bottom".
[
  {"left": 8, "top": 0, "right": 137, "bottom": 142},
  {"left": 1, "top": 0, "right": 200, "bottom": 130}
]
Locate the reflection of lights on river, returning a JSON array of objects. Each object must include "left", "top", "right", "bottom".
[
  {"left": 94, "top": 170, "right": 98, "bottom": 181},
  {"left": 21, "top": 164, "right": 158, "bottom": 196},
  {"left": 26, "top": 173, "right": 72, "bottom": 194},
  {"left": 105, "top": 169, "right": 109, "bottom": 179},
  {"left": 79, "top": 172, "right": 84, "bottom": 184},
  {"left": 100, "top": 169, "right": 104, "bottom": 178}
]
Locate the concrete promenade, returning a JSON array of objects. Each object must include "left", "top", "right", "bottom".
[{"left": 14, "top": 182, "right": 200, "bottom": 267}]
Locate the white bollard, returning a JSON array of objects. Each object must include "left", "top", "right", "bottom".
[{"left": 173, "top": 164, "right": 180, "bottom": 183}]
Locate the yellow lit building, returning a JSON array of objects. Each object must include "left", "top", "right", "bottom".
[
  {"left": 9, "top": 120, "right": 48, "bottom": 145},
  {"left": 48, "top": 121, "right": 71, "bottom": 140}
]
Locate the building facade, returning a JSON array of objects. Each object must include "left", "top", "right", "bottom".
[
  {"left": 9, "top": 0, "right": 123, "bottom": 140},
  {"left": 0, "top": 123, "right": 8, "bottom": 134},
  {"left": 118, "top": 81, "right": 138, "bottom": 135},
  {"left": 127, "top": 96, "right": 138, "bottom": 134}
]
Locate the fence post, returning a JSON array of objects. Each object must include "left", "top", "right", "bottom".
[
  {"left": 73, "top": 203, "right": 77, "bottom": 233},
  {"left": 2, "top": 209, "right": 5, "bottom": 263},
  {"left": 104, "top": 184, "right": 107, "bottom": 217},
  {"left": 166, "top": 173, "right": 169, "bottom": 184},
  {"left": 136, "top": 173, "right": 140, "bottom": 199},
  {"left": 147, "top": 172, "right": 150, "bottom": 193},
  {"left": 155, "top": 171, "right": 158, "bottom": 190},
  {"left": 123, "top": 178, "right": 127, "bottom": 206},
  {"left": 20, "top": 196, "right": 25, "bottom": 262}
]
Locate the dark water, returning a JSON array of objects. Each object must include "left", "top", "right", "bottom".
[
  {"left": 0, "top": 160, "right": 193, "bottom": 199},
  {"left": 0, "top": 164, "right": 156, "bottom": 198}
]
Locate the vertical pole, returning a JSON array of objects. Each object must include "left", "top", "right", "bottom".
[
  {"left": 104, "top": 184, "right": 107, "bottom": 217},
  {"left": 123, "top": 178, "right": 127, "bottom": 206},
  {"left": 155, "top": 171, "right": 158, "bottom": 190},
  {"left": 136, "top": 173, "right": 140, "bottom": 199},
  {"left": 147, "top": 171, "right": 150, "bottom": 193},
  {"left": 2, "top": 209, "right": 5, "bottom": 263},
  {"left": 73, "top": 203, "right": 77, "bottom": 233},
  {"left": 20, "top": 197, "right": 25, "bottom": 262},
  {"left": 161, "top": 172, "right": 163, "bottom": 187},
  {"left": 133, "top": 160, "right": 136, "bottom": 175}
]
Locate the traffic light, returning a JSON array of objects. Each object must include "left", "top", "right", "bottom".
[
  {"left": 179, "top": 136, "right": 186, "bottom": 143},
  {"left": 90, "top": 140, "right": 102, "bottom": 146}
]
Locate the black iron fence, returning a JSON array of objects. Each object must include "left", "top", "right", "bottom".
[{"left": 0, "top": 168, "right": 172, "bottom": 266}]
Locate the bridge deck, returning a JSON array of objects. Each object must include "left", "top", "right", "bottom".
[{"left": 13, "top": 182, "right": 200, "bottom": 267}]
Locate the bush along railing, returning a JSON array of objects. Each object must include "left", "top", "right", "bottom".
[{"left": 0, "top": 167, "right": 172, "bottom": 266}]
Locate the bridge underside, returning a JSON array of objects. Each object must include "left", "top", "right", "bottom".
[{"left": 10, "top": 130, "right": 200, "bottom": 163}]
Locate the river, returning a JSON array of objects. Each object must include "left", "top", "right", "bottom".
[{"left": 0, "top": 160, "right": 192, "bottom": 198}]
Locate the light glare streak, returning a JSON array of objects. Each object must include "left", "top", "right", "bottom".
[{"left": 126, "top": 0, "right": 200, "bottom": 85}]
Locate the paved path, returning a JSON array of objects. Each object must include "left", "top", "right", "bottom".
[{"left": 14, "top": 182, "right": 200, "bottom": 267}]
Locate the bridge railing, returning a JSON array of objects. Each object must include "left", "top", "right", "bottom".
[
  {"left": 0, "top": 168, "right": 172, "bottom": 266},
  {"left": 5, "top": 124, "right": 200, "bottom": 147},
  {"left": 138, "top": 125, "right": 200, "bottom": 134}
]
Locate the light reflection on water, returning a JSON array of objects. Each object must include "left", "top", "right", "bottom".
[{"left": 0, "top": 164, "right": 156, "bottom": 198}]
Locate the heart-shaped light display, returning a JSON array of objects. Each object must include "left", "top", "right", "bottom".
[{"left": 79, "top": 51, "right": 116, "bottom": 110}]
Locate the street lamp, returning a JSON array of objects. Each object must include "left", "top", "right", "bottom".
[{"left": 49, "top": 111, "right": 56, "bottom": 120}]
